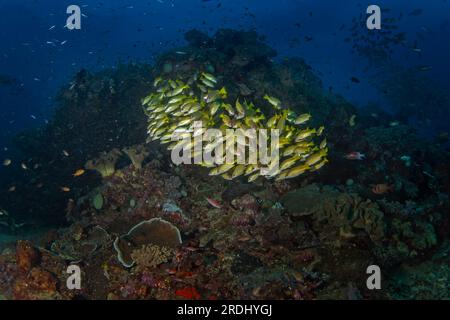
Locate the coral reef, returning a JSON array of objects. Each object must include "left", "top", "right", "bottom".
[
  {"left": 282, "top": 184, "right": 385, "bottom": 243},
  {"left": 114, "top": 218, "right": 182, "bottom": 268},
  {"left": 122, "top": 144, "right": 150, "bottom": 170},
  {"left": 85, "top": 148, "right": 122, "bottom": 178},
  {"left": 131, "top": 244, "right": 174, "bottom": 271},
  {"left": 0, "top": 29, "right": 448, "bottom": 300}
]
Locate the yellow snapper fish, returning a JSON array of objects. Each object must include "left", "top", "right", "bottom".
[
  {"left": 231, "top": 164, "right": 246, "bottom": 178},
  {"left": 201, "top": 72, "right": 217, "bottom": 83},
  {"left": 295, "top": 128, "right": 316, "bottom": 141},
  {"left": 284, "top": 164, "right": 311, "bottom": 179},
  {"left": 248, "top": 172, "right": 260, "bottom": 182},
  {"left": 263, "top": 94, "right": 281, "bottom": 109},
  {"left": 294, "top": 113, "right": 311, "bottom": 125},
  {"left": 280, "top": 155, "right": 301, "bottom": 171},
  {"left": 144, "top": 73, "right": 329, "bottom": 183},
  {"left": 209, "top": 163, "right": 235, "bottom": 176},
  {"left": 305, "top": 148, "right": 328, "bottom": 166}
]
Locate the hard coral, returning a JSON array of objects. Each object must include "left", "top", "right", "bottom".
[
  {"left": 114, "top": 218, "right": 182, "bottom": 268},
  {"left": 122, "top": 144, "right": 150, "bottom": 170},
  {"left": 85, "top": 148, "right": 122, "bottom": 177},
  {"left": 131, "top": 244, "right": 174, "bottom": 272},
  {"left": 16, "top": 240, "right": 40, "bottom": 274}
]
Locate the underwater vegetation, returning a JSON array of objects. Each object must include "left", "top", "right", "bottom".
[{"left": 0, "top": 29, "right": 448, "bottom": 300}]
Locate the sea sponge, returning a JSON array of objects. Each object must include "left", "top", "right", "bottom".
[
  {"left": 113, "top": 218, "right": 182, "bottom": 268},
  {"left": 122, "top": 144, "right": 150, "bottom": 170},
  {"left": 85, "top": 148, "right": 122, "bottom": 177}
]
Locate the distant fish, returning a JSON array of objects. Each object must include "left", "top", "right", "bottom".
[
  {"left": 175, "top": 51, "right": 187, "bottom": 55},
  {"left": 350, "top": 77, "right": 360, "bottom": 83},
  {"left": 390, "top": 121, "right": 400, "bottom": 127},
  {"left": 48, "top": 25, "right": 56, "bottom": 30},
  {"left": 61, "top": 187, "right": 71, "bottom": 192},
  {"left": 62, "top": 150, "right": 70, "bottom": 157},
  {"left": 8, "top": 186, "right": 16, "bottom": 192},
  {"left": 418, "top": 65, "right": 432, "bottom": 71},
  {"left": 206, "top": 197, "right": 222, "bottom": 209},
  {"left": 30, "top": 115, "right": 37, "bottom": 120},
  {"left": 3, "top": 159, "right": 11, "bottom": 166},
  {"left": 21, "top": 163, "right": 28, "bottom": 170},
  {"left": 73, "top": 169, "right": 85, "bottom": 177},
  {"left": 60, "top": 40, "right": 68, "bottom": 45},
  {"left": 344, "top": 152, "right": 365, "bottom": 160},
  {"left": 372, "top": 184, "right": 394, "bottom": 195},
  {"left": 349, "top": 114, "right": 356, "bottom": 127}
]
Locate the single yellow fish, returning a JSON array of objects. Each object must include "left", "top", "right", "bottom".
[
  {"left": 294, "top": 113, "right": 311, "bottom": 125},
  {"left": 264, "top": 94, "right": 281, "bottom": 108}
]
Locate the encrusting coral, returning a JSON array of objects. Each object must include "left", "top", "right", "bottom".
[{"left": 143, "top": 72, "right": 328, "bottom": 182}]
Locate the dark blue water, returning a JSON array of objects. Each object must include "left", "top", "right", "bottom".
[{"left": 1, "top": 0, "right": 450, "bottom": 150}]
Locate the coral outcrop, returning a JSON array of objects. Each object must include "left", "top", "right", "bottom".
[{"left": 114, "top": 218, "right": 182, "bottom": 268}]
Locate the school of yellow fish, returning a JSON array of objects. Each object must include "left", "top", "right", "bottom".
[{"left": 143, "top": 72, "right": 328, "bottom": 182}]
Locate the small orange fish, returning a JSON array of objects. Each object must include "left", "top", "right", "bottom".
[
  {"left": 73, "top": 169, "right": 85, "bottom": 177},
  {"left": 372, "top": 184, "right": 394, "bottom": 195},
  {"left": 61, "top": 187, "right": 71, "bottom": 192}
]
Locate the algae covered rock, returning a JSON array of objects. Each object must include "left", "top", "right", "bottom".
[{"left": 113, "top": 218, "right": 182, "bottom": 268}]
